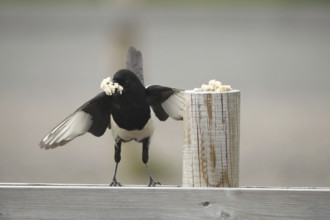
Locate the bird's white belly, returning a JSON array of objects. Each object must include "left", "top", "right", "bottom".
[{"left": 110, "top": 111, "right": 155, "bottom": 142}]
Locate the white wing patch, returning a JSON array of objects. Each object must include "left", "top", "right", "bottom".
[
  {"left": 40, "top": 111, "right": 92, "bottom": 149},
  {"left": 161, "top": 91, "right": 185, "bottom": 120}
]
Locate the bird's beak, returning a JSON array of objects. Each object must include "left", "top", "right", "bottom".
[{"left": 111, "top": 80, "right": 124, "bottom": 95}]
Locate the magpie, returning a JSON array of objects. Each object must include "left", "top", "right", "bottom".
[{"left": 39, "top": 69, "right": 184, "bottom": 186}]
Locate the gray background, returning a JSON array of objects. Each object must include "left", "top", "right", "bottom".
[{"left": 1, "top": 1, "right": 330, "bottom": 187}]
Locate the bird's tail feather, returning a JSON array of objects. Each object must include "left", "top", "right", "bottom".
[{"left": 126, "top": 47, "right": 144, "bottom": 85}]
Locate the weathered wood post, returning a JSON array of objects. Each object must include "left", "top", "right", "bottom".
[{"left": 183, "top": 90, "right": 240, "bottom": 187}]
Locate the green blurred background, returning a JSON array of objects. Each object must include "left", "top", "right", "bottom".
[{"left": 1, "top": 0, "right": 330, "bottom": 187}]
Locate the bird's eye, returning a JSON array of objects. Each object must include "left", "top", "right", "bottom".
[{"left": 124, "top": 80, "right": 129, "bottom": 85}]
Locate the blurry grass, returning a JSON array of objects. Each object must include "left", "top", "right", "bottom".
[
  {"left": 1, "top": 0, "right": 329, "bottom": 6},
  {"left": 146, "top": 0, "right": 330, "bottom": 6}
]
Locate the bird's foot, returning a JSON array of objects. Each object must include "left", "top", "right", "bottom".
[
  {"left": 148, "top": 178, "right": 161, "bottom": 187},
  {"left": 110, "top": 178, "right": 122, "bottom": 187}
]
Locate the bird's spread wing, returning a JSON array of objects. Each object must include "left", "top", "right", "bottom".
[
  {"left": 146, "top": 85, "right": 185, "bottom": 121},
  {"left": 40, "top": 92, "right": 112, "bottom": 149}
]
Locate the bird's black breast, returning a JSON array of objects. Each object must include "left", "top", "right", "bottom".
[{"left": 111, "top": 94, "right": 151, "bottom": 131}]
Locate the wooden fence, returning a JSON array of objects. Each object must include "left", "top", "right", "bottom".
[
  {"left": 2, "top": 48, "right": 328, "bottom": 219},
  {"left": 1, "top": 183, "right": 330, "bottom": 220}
]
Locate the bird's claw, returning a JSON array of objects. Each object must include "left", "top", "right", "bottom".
[
  {"left": 110, "top": 179, "right": 122, "bottom": 187},
  {"left": 148, "top": 179, "right": 161, "bottom": 187}
]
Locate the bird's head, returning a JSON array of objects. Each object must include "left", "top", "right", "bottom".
[
  {"left": 100, "top": 69, "right": 144, "bottom": 97},
  {"left": 112, "top": 69, "right": 144, "bottom": 94}
]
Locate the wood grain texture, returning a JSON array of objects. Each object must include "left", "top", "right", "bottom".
[
  {"left": 1, "top": 184, "right": 330, "bottom": 220},
  {"left": 183, "top": 91, "right": 240, "bottom": 187}
]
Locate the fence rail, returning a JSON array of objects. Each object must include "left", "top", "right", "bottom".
[{"left": 1, "top": 184, "right": 330, "bottom": 220}]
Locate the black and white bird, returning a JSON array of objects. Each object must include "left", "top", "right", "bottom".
[{"left": 39, "top": 49, "right": 184, "bottom": 186}]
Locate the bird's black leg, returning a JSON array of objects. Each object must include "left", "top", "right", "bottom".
[
  {"left": 110, "top": 138, "right": 122, "bottom": 187},
  {"left": 142, "top": 138, "right": 161, "bottom": 187}
]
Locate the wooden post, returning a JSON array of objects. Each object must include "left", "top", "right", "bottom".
[{"left": 183, "top": 90, "right": 240, "bottom": 187}]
